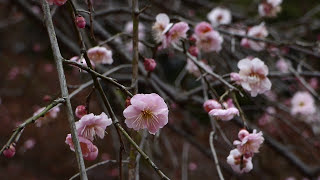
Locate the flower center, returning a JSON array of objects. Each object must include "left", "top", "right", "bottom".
[
  {"left": 142, "top": 109, "right": 153, "bottom": 119},
  {"left": 299, "top": 101, "right": 305, "bottom": 107}
]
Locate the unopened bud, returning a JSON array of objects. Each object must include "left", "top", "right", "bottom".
[
  {"left": 75, "top": 105, "right": 87, "bottom": 118},
  {"left": 144, "top": 58, "right": 156, "bottom": 72},
  {"left": 75, "top": 15, "right": 86, "bottom": 29},
  {"left": 3, "top": 144, "right": 15, "bottom": 158}
]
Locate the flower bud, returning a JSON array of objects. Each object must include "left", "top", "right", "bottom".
[
  {"left": 144, "top": 58, "right": 156, "bottom": 72},
  {"left": 75, "top": 15, "right": 86, "bottom": 29},
  {"left": 188, "top": 46, "right": 199, "bottom": 57},
  {"left": 75, "top": 105, "right": 87, "bottom": 118},
  {"left": 3, "top": 144, "right": 15, "bottom": 158},
  {"left": 43, "top": 95, "right": 52, "bottom": 102},
  {"left": 238, "top": 129, "right": 249, "bottom": 141},
  {"left": 125, "top": 97, "right": 131, "bottom": 108},
  {"left": 203, "top": 99, "right": 221, "bottom": 113}
]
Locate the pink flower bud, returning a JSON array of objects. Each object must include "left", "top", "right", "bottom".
[
  {"left": 144, "top": 58, "right": 156, "bottom": 72},
  {"left": 230, "top": 72, "right": 241, "bottom": 82},
  {"left": 3, "top": 145, "right": 15, "bottom": 158},
  {"left": 203, "top": 99, "right": 221, "bottom": 113},
  {"left": 43, "top": 95, "right": 52, "bottom": 102},
  {"left": 75, "top": 15, "right": 86, "bottom": 29},
  {"left": 75, "top": 105, "right": 87, "bottom": 118},
  {"left": 125, "top": 97, "right": 131, "bottom": 107},
  {"left": 238, "top": 129, "right": 249, "bottom": 140},
  {"left": 188, "top": 46, "right": 199, "bottom": 57}
]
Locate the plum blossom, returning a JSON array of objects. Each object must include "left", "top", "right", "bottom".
[
  {"left": 185, "top": 59, "right": 212, "bottom": 77},
  {"left": 227, "top": 148, "right": 253, "bottom": 173},
  {"left": 3, "top": 144, "right": 15, "bottom": 158},
  {"left": 34, "top": 106, "right": 60, "bottom": 127},
  {"left": 76, "top": 112, "right": 112, "bottom": 141},
  {"left": 231, "top": 57, "right": 272, "bottom": 97},
  {"left": 194, "top": 22, "right": 223, "bottom": 52},
  {"left": 241, "top": 23, "right": 268, "bottom": 51},
  {"left": 75, "top": 105, "right": 87, "bottom": 118},
  {"left": 207, "top": 7, "right": 232, "bottom": 27},
  {"left": 166, "top": 22, "right": 189, "bottom": 47},
  {"left": 65, "top": 134, "right": 98, "bottom": 161},
  {"left": 124, "top": 21, "right": 146, "bottom": 52},
  {"left": 152, "top": 13, "right": 173, "bottom": 44},
  {"left": 87, "top": 46, "right": 113, "bottom": 64},
  {"left": 233, "top": 129, "right": 264, "bottom": 157},
  {"left": 203, "top": 99, "right": 222, "bottom": 113},
  {"left": 123, "top": 93, "right": 169, "bottom": 134},
  {"left": 259, "top": 0, "right": 282, "bottom": 18},
  {"left": 276, "top": 58, "right": 289, "bottom": 73},
  {"left": 291, "top": 91, "right": 316, "bottom": 116},
  {"left": 207, "top": 99, "right": 239, "bottom": 121},
  {"left": 70, "top": 56, "right": 95, "bottom": 71}
]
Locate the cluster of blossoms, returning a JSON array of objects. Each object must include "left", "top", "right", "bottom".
[
  {"left": 203, "top": 99, "right": 239, "bottom": 121},
  {"left": 123, "top": 93, "right": 169, "bottom": 135},
  {"left": 241, "top": 23, "right": 268, "bottom": 51},
  {"left": 227, "top": 129, "right": 264, "bottom": 173},
  {"left": 65, "top": 108, "right": 112, "bottom": 161},
  {"left": 193, "top": 22, "right": 224, "bottom": 52},
  {"left": 259, "top": 0, "right": 283, "bottom": 18},
  {"left": 231, "top": 57, "right": 272, "bottom": 97},
  {"left": 207, "top": 7, "right": 232, "bottom": 27},
  {"left": 152, "top": 13, "right": 189, "bottom": 49},
  {"left": 34, "top": 106, "right": 60, "bottom": 127}
]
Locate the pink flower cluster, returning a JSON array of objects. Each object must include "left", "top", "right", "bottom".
[
  {"left": 207, "top": 7, "right": 232, "bottom": 27},
  {"left": 123, "top": 93, "right": 169, "bottom": 134},
  {"left": 203, "top": 99, "right": 239, "bottom": 121},
  {"left": 33, "top": 106, "right": 60, "bottom": 127},
  {"left": 193, "top": 22, "right": 223, "bottom": 52},
  {"left": 241, "top": 23, "right": 268, "bottom": 51},
  {"left": 70, "top": 56, "right": 96, "bottom": 72},
  {"left": 65, "top": 112, "right": 112, "bottom": 161},
  {"left": 231, "top": 57, "right": 272, "bottom": 97},
  {"left": 87, "top": 46, "right": 113, "bottom": 65},
  {"left": 152, "top": 13, "right": 189, "bottom": 49},
  {"left": 227, "top": 129, "right": 264, "bottom": 173},
  {"left": 259, "top": 0, "right": 282, "bottom": 18},
  {"left": 185, "top": 59, "right": 211, "bottom": 77}
]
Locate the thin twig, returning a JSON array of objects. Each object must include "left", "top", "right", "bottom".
[{"left": 209, "top": 131, "right": 225, "bottom": 180}]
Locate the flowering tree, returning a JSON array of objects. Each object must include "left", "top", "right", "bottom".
[{"left": 1, "top": 0, "right": 320, "bottom": 179}]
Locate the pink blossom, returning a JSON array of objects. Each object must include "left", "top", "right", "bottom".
[
  {"left": 194, "top": 22, "right": 223, "bottom": 52},
  {"left": 276, "top": 59, "right": 289, "bottom": 73},
  {"left": 259, "top": 0, "right": 282, "bottom": 17},
  {"left": 291, "top": 91, "right": 316, "bottom": 116},
  {"left": 233, "top": 129, "right": 264, "bottom": 157},
  {"left": 209, "top": 107, "right": 239, "bottom": 121},
  {"left": 87, "top": 46, "right": 113, "bottom": 65},
  {"left": 65, "top": 134, "right": 98, "bottom": 161},
  {"left": 185, "top": 59, "right": 212, "bottom": 77},
  {"left": 241, "top": 23, "right": 268, "bottom": 51},
  {"left": 152, "top": 13, "right": 173, "bottom": 44},
  {"left": 227, "top": 149, "right": 253, "bottom": 173},
  {"left": 194, "top": 22, "right": 213, "bottom": 35},
  {"left": 3, "top": 144, "right": 16, "bottom": 158},
  {"left": 188, "top": 46, "right": 199, "bottom": 57},
  {"left": 34, "top": 106, "right": 60, "bottom": 127},
  {"left": 125, "top": 21, "right": 146, "bottom": 40},
  {"left": 76, "top": 112, "right": 112, "bottom": 141},
  {"left": 230, "top": 72, "right": 241, "bottom": 82},
  {"left": 144, "top": 58, "right": 157, "bottom": 72},
  {"left": 188, "top": 162, "right": 198, "bottom": 171},
  {"left": 166, "top": 22, "right": 189, "bottom": 47},
  {"left": 24, "top": 138, "right": 36, "bottom": 150},
  {"left": 123, "top": 93, "right": 169, "bottom": 135},
  {"left": 309, "top": 78, "right": 318, "bottom": 89},
  {"left": 70, "top": 56, "right": 95, "bottom": 70},
  {"left": 75, "top": 105, "right": 87, "bottom": 118},
  {"left": 233, "top": 57, "right": 272, "bottom": 97},
  {"left": 203, "top": 99, "right": 222, "bottom": 113},
  {"left": 207, "top": 7, "right": 232, "bottom": 27},
  {"left": 75, "top": 15, "right": 86, "bottom": 29}
]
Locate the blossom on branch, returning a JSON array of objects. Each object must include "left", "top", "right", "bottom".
[
  {"left": 87, "top": 46, "right": 113, "bottom": 65},
  {"left": 193, "top": 22, "right": 223, "bottom": 52},
  {"left": 227, "top": 148, "right": 253, "bottom": 173},
  {"left": 208, "top": 99, "right": 239, "bottom": 121},
  {"left": 75, "top": 112, "right": 112, "bottom": 141},
  {"left": 65, "top": 134, "right": 98, "bottom": 161},
  {"left": 34, "top": 106, "right": 60, "bottom": 127},
  {"left": 231, "top": 57, "right": 272, "bottom": 97},
  {"left": 207, "top": 7, "right": 232, "bottom": 27},
  {"left": 233, "top": 129, "right": 264, "bottom": 157},
  {"left": 152, "top": 13, "right": 173, "bottom": 44},
  {"left": 259, "top": 0, "right": 282, "bottom": 18},
  {"left": 291, "top": 91, "right": 316, "bottom": 116},
  {"left": 241, "top": 23, "right": 268, "bottom": 51},
  {"left": 123, "top": 93, "right": 169, "bottom": 134}
]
